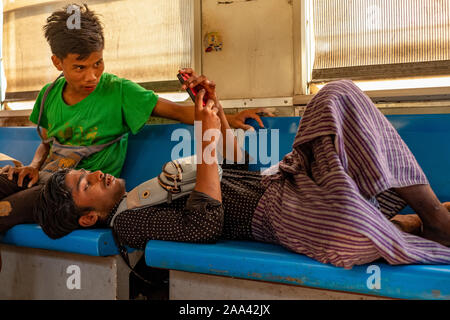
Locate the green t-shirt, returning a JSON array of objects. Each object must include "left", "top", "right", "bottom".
[{"left": 29, "top": 73, "right": 158, "bottom": 177}]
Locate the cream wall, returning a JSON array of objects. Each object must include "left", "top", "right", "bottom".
[
  {"left": 2, "top": 0, "right": 295, "bottom": 97},
  {"left": 201, "top": 0, "right": 295, "bottom": 100}
]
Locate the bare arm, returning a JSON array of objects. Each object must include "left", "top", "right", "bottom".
[
  {"left": 0, "top": 128, "right": 50, "bottom": 187},
  {"left": 179, "top": 70, "right": 245, "bottom": 164},
  {"left": 193, "top": 90, "right": 222, "bottom": 202},
  {"left": 153, "top": 68, "right": 273, "bottom": 129},
  {"left": 151, "top": 96, "right": 264, "bottom": 131},
  {"left": 30, "top": 128, "right": 51, "bottom": 169},
  {"left": 214, "top": 98, "right": 245, "bottom": 164},
  {"left": 151, "top": 97, "right": 195, "bottom": 124}
]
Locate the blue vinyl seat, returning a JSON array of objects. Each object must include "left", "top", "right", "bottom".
[{"left": 2, "top": 115, "right": 450, "bottom": 299}]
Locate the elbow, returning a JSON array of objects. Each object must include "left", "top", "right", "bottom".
[{"left": 187, "top": 205, "right": 224, "bottom": 244}]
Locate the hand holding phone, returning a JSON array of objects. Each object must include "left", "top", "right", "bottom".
[{"left": 177, "top": 72, "right": 207, "bottom": 106}]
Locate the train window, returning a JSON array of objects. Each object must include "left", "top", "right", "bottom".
[
  {"left": 2, "top": 0, "right": 196, "bottom": 110},
  {"left": 309, "top": 0, "right": 450, "bottom": 93}
]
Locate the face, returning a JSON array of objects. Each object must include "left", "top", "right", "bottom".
[
  {"left": 65, "top": 169, "right": 126, "bottom": 221},
  {"left": 52, "top": 50, "right": 105, "bottom": 98}
]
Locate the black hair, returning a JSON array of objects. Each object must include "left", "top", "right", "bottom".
[
  {"left": 34, "top": 169, "right": 90, "bottom": 239},
  {"left": 43, "top": 3, "right": 104, "bottom": 60}
]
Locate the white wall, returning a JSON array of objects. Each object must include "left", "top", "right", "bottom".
[{"left": 201, "top": 0, "right": 295, "bottom": 100}]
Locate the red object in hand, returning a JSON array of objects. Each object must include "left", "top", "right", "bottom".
[{"left": 177, "top": 73, "right": 206, "bottom": 106}]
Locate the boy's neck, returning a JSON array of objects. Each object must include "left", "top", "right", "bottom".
[{"left": 62, "top": 82, "right": 91, "bottom": 106}]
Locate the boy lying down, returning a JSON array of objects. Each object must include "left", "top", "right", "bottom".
[{"left": 34, "top": 75, "right": 450, "bottom": 269}]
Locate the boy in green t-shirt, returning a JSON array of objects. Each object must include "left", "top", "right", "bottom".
[{"left": 0, "top": 3, "right": 268, "bottom": 234}]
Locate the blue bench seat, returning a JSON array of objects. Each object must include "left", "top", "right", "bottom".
[
  {"left": 2, "top": 115, "right": 450, "bottom": 299},
  {"left": 145, "top": 240, "right": 450, "bottom": 300},
  {"left": 1, "top": 225, "right": 116, "bottom": 256}
]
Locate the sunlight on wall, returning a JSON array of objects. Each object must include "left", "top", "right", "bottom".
[{"left": 315, "top": 76, "right": 450, "bottom": 92}]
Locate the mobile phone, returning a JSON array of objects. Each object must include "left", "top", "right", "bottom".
[{"left": 177, "top": 73, "right": 206, "bottom": 106}]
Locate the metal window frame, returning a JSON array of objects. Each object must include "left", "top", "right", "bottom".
[
  {"left": 293, "top": 0, "right": 313, "bottom": 96},
  {"left": 293, "top": 0, "right": 450, "bottom": 104}
]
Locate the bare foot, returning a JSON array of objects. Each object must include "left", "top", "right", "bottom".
[
  {"left": 390, "top": 214, "right": 422, "bottom": 235},
  {"left": 393, "top": 186, "right": 450, "bottom": 246},
  {"left": 389, "top": 204, "right": 450, "bottom": 246}
]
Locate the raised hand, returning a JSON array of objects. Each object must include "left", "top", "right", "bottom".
[
  {"left": 179, "top": 68, "right": 218, "bottom": 103},
  {"left": 194, "top": 89, "right": 221, "bottom": 134},
  {"left": 0, "top": 165, "right": 40, "bottom": 188}
]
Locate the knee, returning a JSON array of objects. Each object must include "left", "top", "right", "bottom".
[{"left": 318, "top": 79, "right": 364, "bottom": 100}]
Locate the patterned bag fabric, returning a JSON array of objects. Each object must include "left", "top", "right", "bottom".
[
  {"left": 37, "top": 74, "right": 124, "bottom": 174},
  {"left": 40, "top": 135, "right": 123, "bottom": 173}
]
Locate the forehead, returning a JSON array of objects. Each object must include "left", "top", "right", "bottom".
[
  {"left": 65, "top": 170, "right": 81, "bottom": 191},
  {"left": 63, "top": 51, "right": 103, "bottom": 65}
]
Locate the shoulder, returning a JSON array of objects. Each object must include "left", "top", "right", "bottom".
[
  {"left": 98, "top": 72, "right": 123, "bottom": 88},
  {"left": 99, "top": 73, "right": 144, "bottom": 92},
  {"left": 33, "top": 76, "right": 65, "bottom": 108},
  {"left": 38, "top": 76, "right": 65, "bottom": 97},
  {"left": 40, "top": 82, "right": 53, "bottom": 93},
  {"left": 30, "top": 77, "right": 64, "bottom": 123}
]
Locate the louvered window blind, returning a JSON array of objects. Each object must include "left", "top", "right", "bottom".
[
  {"left": 312, "top": 0, "right": 450, "bottom": 83},
  {"left": 3, "top": 0, "right": 193, "bottom": 92}
]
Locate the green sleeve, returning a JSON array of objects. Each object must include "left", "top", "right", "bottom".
[
  {"left": 121, "top": 79, "right": 159, "bottom": 135},
  {"left": 29, "top": 83, "right": 52, "bottom": 129}
]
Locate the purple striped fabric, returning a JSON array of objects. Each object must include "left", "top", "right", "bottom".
[{"left": 252, "top": 80, "right": 450, "bottom": 269}]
